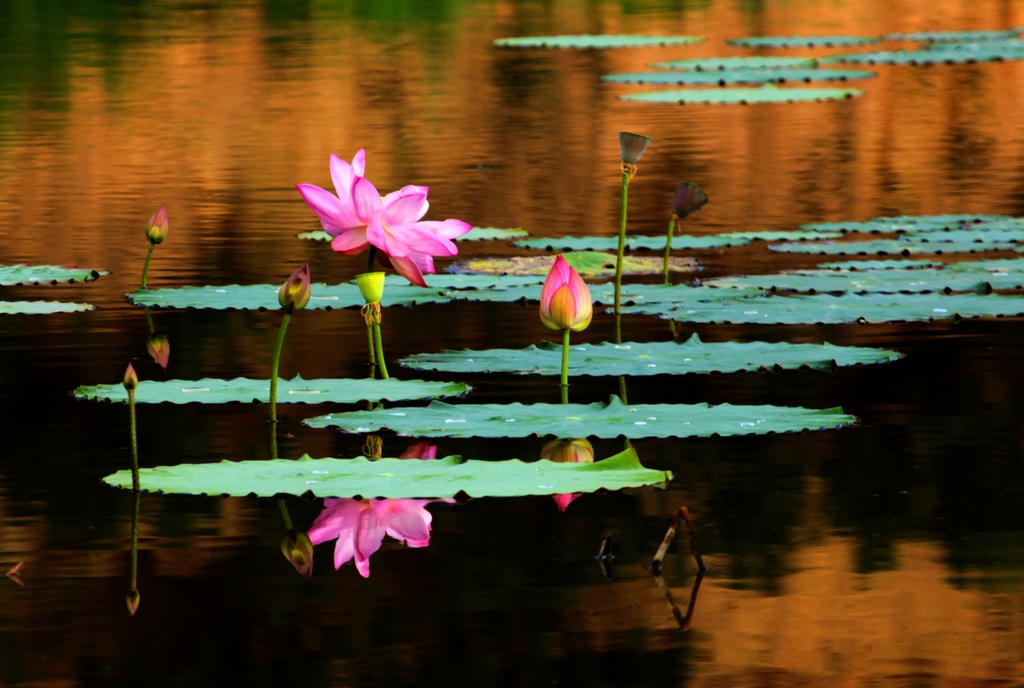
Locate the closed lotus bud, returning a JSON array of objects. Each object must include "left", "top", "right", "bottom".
[
  {"left": 144, "top": 206, "right": 169, "bottom": 244},
  {"left": 672, "top": 181, "right": 708, "bottom": 219},
  {"left": 541, "top": 438, "right": 595, "bottom": 464},
  {"left": 123, "top": 363, "right": 138, "bottom": 391},
  {"left": 278, "top": 264, "right": 311, "bottom": 312},
  {"left": 356, "top": 271, "right": 385, "bottom": 304},
  {"left": 619, "top": 132, "right": 652, "bottom": 165},
  {"left": 146, "top": 334, "right": 170, "bottom": 370},
  {"left": 281, "top": 531, "right": 314, "bottom": 577},
  {"left": 539, "top": 255, "right": 592, "bottom": 332},
  {"left": 126, "top": 589, "right": 141, "bottom": 616}
]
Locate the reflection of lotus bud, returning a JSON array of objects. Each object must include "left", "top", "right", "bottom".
[
  {"left": 278, "top": 264, "right": 311, "bottom": 313},
  {"left": 356, "top": 271, "right": 385, "bottom": 304},
  {"left": 541, "top": 438, "right": 595, "bottom": 464},
  {"left": 672, "top": 181, "right": 708, "bottom": 219},
  {"left": 146, "top": 334, "right": 170, "bottom": 370},
  {"left": 540, "top": 255, "right": 592, "bottom": 332},
  {"left": 619, "top": 132, "right": 652, "bottom": 165},
  {"left": 123, "top": 363, "right": 138, "bottom": 391},
  {"left": 281, "top": 531, "right": 314, "bottom": 577},
  {"left": 399, "top": 440, "right": 437, "bottom": 460},
  {"left": 126, "top": 589, "right": 141, "bottom": 616},
  {"left": 144, "top": 206, "right": 169, "bottom": 244}
]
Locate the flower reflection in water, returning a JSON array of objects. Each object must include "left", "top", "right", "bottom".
[
  {"left": 541, "top": 438, "right": 594, "bottom": 511},
  {"left": 307, "top": 498, "right": 446, "bottom": 577}
]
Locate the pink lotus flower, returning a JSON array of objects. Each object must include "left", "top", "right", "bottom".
[
  {"left": 296, "top": 151, "right": 472, "bottom": 286},
  {"left": 307, "top": 498, "right": 443, "bottom": 577},
  {"left": 539, "top": 255, "right": 592, "bottom": 332}
]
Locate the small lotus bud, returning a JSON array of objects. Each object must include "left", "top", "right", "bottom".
[
  {"left": 672, "top": 182, "right": 708, "bottom": 219},
  {"left": 539, "top": 256, "right": 592, "bottom": 332},
  {"left": 144, "top": 206, "right": 169, "bottom": 244},
  {"left": 126, "top": 589, "right": 141, "bottom": 616},
  {"left": 619, "top": 132, "right": 652, "bottom": 165},
  {"left": 146, "top": 334, "right": 170, "bottom": 370},
  {"left": 356, "top": 271, "right": 386, "bottom": 304},
  {"left": 278, "top": 264, "right": 311, "bottom": 313},
  {"left": 281, "top": 531, "right": 314, "bottom": 577},
  {"left": 541, "top": 438, "right": 595, "bottom": 465},
  {"left": 123, "top": 363, "right": 138, "bottom": 391}
]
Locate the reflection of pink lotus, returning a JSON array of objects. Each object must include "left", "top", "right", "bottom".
[
  {"left": 296, "top": 151, "right": 472, "bottom": 286},
  {"left": 541, "top": 438, "right": 595, "bottom": 512},
  {"left": 307, "top": 498, "right": 443, "bottom": 577},
  {"left": 399, "top": 440, "right": 437, "bottom": 460}
]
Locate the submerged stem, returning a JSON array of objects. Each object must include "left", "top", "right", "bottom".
[
  {"left": 663, "top": 217, "right": 677, "bottom": 285},
  {"left": 269, "top": 312, "right": 292, "bottom": 426},
  {"left": 140, "top": 242, "right": 156, "bottom": 290},
  {"left": 128, "top": 387, "right": 139, "bottom": 491}
]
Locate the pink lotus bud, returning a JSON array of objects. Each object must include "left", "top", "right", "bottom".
[
  {"left": 278, "top": 264, "right": 311, "bottom": 313},
  {"left": 540, "top": 438, "right": 595, "bottom": 465},
  {"left": 281, "top": 531, "right": 314, "bottom": 577},
  {"left": 123, "top": 363, "right": 138, "bottom": 391},
  {"left": 619, "top": 132, "right": 652, "bottom": 165},
  {"left": 146, "top": 334, "right": 170, "bottom": 370},
  {"left": 672, "top": 182, "right": 708, "bottom": 219},
  {"left": 539, "top": 255, "right": 592, "bottom": 332},
  {"left": 144, "top": 206, "right": 169, "bottom": 244}
]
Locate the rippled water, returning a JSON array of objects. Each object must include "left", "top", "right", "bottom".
[{"left": 3, "top": 0, "right": 1024, "bottom": 685}]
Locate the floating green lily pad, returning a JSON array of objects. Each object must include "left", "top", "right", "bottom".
[
  {"left": 728, "top": 35, "right": 881, "bottom": 48},
  {"left": 400, "top": 333, "right": 902, "bottom": 376},
  {"left": 817, "top": 259, "right": 941, "bottom": 270},
  {"left": 74, "top": 375, "right": 470, "bottom": 405},
  {"left": 0, "top": 301, "right": 94, "bottom": 315},
  {"left": 884, "top": 30, "right": 1021, "bottom": 43},
  {"left": 513, "top": 230, "right": 842, "bottom": 252},
  {"left": 769, "top": 239, "right": 1011, "bottom": 255},
  {"left": 824, "top": 40, "right": 1024, "bottom": 64},
  {"left": 621, "top": 291, "right": 1024, "bottom": 324},
  {"left": 900, "top": 228, "right": 1024, "bottom": 243},
  {"left": 128, "top": 274, "right": 547, "bottom": 310},
  {"left": 705, "top": 267, "right": 1020, "bottom": 294},
  {"left": 492, "top": 34, "right": 705, "bottom": 49},
  {"left": 446, "top": 252, "right": 698, "bottom": 277},
  {"left": 0, "top": 264, "right": 108, "bottom": 285},
  {"left": 102, "top": 446, "right": 671, "bottom": 499},
  {"left": 303, "top": 395, "right": 856, "bottom": 439},
  {"left": 650, "top": 56, "right": 820, "bottom": 70},
  {"left": 621, "top": 85, "right": 863, "bottom": 104},
  {"left": 602, "top": 68, "right": 873, "bottom": 85},
  {"left": 297, "top": 226, "right": 528, "bottom": 242}
]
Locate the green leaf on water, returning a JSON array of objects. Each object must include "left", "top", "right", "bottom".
[
  {"left": 512, "top": 230, "right": 842, "bottom": 252},
  {"left": 823, "top": 40, "right": 1024, "bottom": 65},
  {"left": 399, "top": 333, "right": 902, "bottom": 376},
  {"left": 102, "top": 446, "right": 672, "bottom": 499},
  {"left": 0, "top": 301, "right": 94, "bottom": 315},
  {"left": 492, "top": 34, "right": 705, "bottom": 49},
  {"left": 884, "top": 30, "right": 1021, "bottom": 43},
  {"left": 297, "top": 226, "right": 528, "bottom": 242},
  {"left": 446, "top": 252, "right": 698, "bottom": 277},
  {"left": 621, "top": 291, "right": 1024, "bottom": 324},
  {"left": 621, "top": 85, "right": 863, "bottom": 105},
  {"left": 816, "top": 259, "right": 941, "bottom": 270},
  {"left": 728, "top": 35, "right": 881, "bottom": 48},
  {"left": 0, "top": 264, "right": 109, "bottom": 285},
  {"left": 768, "top": 239, "right": 1012, "bottom": 255},
  {"left": 73, "top": 375, "right": 470, "bottom": 405},
  {"left": 602, "top": 68, "right": 874, "bottom": 85},
  {"left": 303, "top": 395, "right": 856, "bottom": 439},
  {"left": 650, "top": 56, "right": 820, "bottom": 70},
  {"left": 706, "top": 265, "right": 1024, "bottom": 294}
]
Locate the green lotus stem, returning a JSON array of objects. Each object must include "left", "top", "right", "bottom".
[
  {"left": 140, "top": 242, "right": 156, "bottom": 290},
  {"left": 278, "top": 498, "right": 293, "bottom": 530},
  {"left": 560, "top": 327, "right": 570, "bottom": 404},
  {"left": 663, "top": 216, "right": 677, "bottom": 284},
  {"left": 365, "top": 321, "right": 376, "bottom": 368},
  {"left": 269, "top": 311, "right": 292, "bottom": 426},
  {"left": 614, "top": 169, "right": 630, "bottom": 343},
  {"left": 618, "top": 375, "right": 629, "bottom": 405},
  {"left": 366, "top": 245, "right": 377, "bottom": 274},
  {"left": 144, "top": 305, "right": 155, "bottom": 334},
  {"left": 128, "top": 487, "right": 140, "bottom": 615},
  {"left": 373, "top": 321, "right": 390, "bottom": 379},
  {"left": 128, "top": 386, "right": 140, "bottom": 491}
]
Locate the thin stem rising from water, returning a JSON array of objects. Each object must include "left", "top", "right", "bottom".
[
  {"left": 560, "top": 327, "right": 570, "bottom": 404},
  {"left": 614, "top": 169, "right": 631, "bottom": 343},
  {"left": 140, "top": 243, "right": 156, "bottom": 290}
]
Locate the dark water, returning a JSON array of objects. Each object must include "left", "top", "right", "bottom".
[{"left": 3, "top": 0, "right": 1024, "bottom": 685}]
